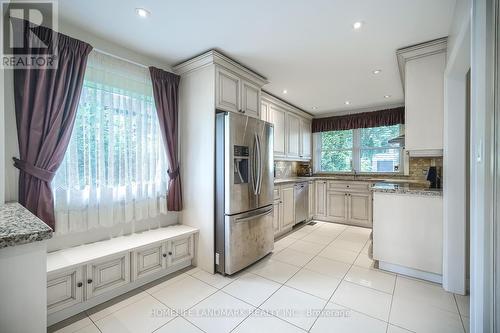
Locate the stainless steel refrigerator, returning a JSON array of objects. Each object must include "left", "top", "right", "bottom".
[{"left": 215, "top": 111, "right": 274, "bottom": 275}]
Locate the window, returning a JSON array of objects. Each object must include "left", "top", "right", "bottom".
[
  {"left": 316, "top": 125, "right": 403, "bottom": 173},
  {"left": 52, "top": 51, "right": 168, "bottom": 234}
]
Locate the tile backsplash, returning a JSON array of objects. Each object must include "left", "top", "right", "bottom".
[
  {"left": 274, "top": 161, "right": 299, "bottom": 179},
  {"left": 408, "top": 157, "right": 443, "bottom": 182}
]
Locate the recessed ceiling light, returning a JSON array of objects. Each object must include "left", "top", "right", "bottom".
[
  {"left": 353, "top": 21, "right": 363, "bottom": 30},
  {"left": 135, "top": 8, "right": 150, "bottom": 18},
  {"left": 312, "top": 106, "right": 318, "bottom": 110},
  {"left": 282, "top": 89, "right": 288, "bottom": 94},
  {"left": 373, "top": 69, "right": 382, "bottom": 74},
  {"left": 344, "top": 101, "right": 351, "bottom": 105},
  {"left": 384, "top": 95, "right": 391, "bottom": 98}
]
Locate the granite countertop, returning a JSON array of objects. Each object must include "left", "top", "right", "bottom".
[
  {"left": 371, "top": 182, "right": 442, "bottom": 196},
  {"left": 0, "top": 202, "right": 53, "bottom": 249},
  {"left": 274, "top": 176, "right": 423, "bottom": 185}
]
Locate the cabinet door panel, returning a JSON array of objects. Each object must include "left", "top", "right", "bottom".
[
  {"left": 261, "top": 101, "right": 269, "bottom": 122},
  {"left": 86, "top": 253, "right": 130, "bottom": 299},
  {"left": 327, "top": 191, "right": 347, "bottom": 222},
  {"left": 272, "top": 200, "right": 281, "bottom": 236},
  {"left": 132, "top": 243, "right": 166, "bottom": 281},
  {"left": 47, "top": 267, "right": 84, "bottom": 314},
  {"left": 315, "top": 181, "right": 327, "bottom": 218},
  {"left": 300, "top": 119, "right": 312, "bottom": 159},
  {"left": 270, "top": 105, "right": 286, "bottom": 157},
  {"left": 168, "top": 235, "right": 194, "bottom": 267},
  {"left": 308, "top": 181, "right": 314, "bottom": 220},
  {"left": 216, "top": 67, "right": 240, "bottom": 112},
  {"left": 281, "top": 186, "right": 295, "bottom": 230},
  {"left": 241, "top": 80, "right": 260, "bottom": 119},
  {"left": 348, "top": 193, "right": 372, "bottom": 227},
  {"left": 287, "top": 113, "right": 300, "bottom": 159}
]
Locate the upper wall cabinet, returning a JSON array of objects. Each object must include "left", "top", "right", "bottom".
[
  {"left": 261, "top": 92, "right": 313, "bottom": 161},
  {"left": 397, "top": 38, "right": 447, "bottom": 156},
  {"left": 175, "top": 50, "right": 268, "bottom": 120}
]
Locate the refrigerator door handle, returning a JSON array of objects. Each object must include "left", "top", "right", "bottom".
[
  {"left": 234, "top": 207, "right": 273, "bottom": 223},
  {"left": 255, "top": 133, "right": 262, "bottom": 194},
  {"left": 251, "top": 133, "right": 260, "bottom": 196}
]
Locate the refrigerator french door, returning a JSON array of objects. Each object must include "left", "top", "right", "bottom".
[{"left": 215, "top": 111, "right": 274, "bottom": 275}]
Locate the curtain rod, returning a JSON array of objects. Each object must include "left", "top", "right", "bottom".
[{"left": 93, "top": 48, "right": 149, "bottom": 69}]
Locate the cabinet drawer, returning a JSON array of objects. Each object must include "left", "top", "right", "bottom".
[
  {"left": 132, "top": 243, "right": 167, "bottom": 281},
  {"left": 273, "top": 187, "right": 280, "bottom": 200},
  {"left": 47, "top": 267, "right": 84, "bottom": 314},
  {"left": 327, "top": 181, "right": 370, "bottom": 192},
  {"left": 86, "top": 252, "right": 130, "bottom": 299},
  {"left": 168, "top": 235, "right": 194, "bottom": 266}
]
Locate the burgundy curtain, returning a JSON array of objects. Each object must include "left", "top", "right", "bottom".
[
  {"left": 13, "top": 23, "right": 92, "bottom": 229},
  {"left": 312, "top": 107, "right": 405, "bottom": 133},
  {"left": 149, "top": 67, "right": 183, "bottom": 211}
]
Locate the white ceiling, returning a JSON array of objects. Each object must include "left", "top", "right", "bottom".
[{"left": 57, "top": 0, "right": 456, "bottom": 115}]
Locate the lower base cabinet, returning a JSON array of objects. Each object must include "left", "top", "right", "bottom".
[
  {"left": 47, "top": 267, "right": 84, "bottom": 315},
  {"left": 314, "top": 180, "right": 372, "bottom": 227},
  {"left": 47, "top": 233, "right": 195, "bottom": 320},
  {"left": 273, "top": 184, "right": 295, "bottom": 237}
]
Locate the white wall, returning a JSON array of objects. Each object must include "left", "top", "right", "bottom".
[
  {"left": 0, "top": 61, "right": 5, "bottom": 204},
  {"left": 470, "top": 0, "right": 496, "bottom": 331},
  {"left": 442, "top": 0, "right": 471, "bottom": 294},
  {"left": 2, "top": 19, "right": 179, "bottom": 249}
]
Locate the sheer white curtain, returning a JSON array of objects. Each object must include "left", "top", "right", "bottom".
[{"left": 52, "top": 51, "right": 168, "bottom": 234}]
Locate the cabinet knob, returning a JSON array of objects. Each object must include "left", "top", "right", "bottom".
[
  {"left": 87, "top": 279, "right": 93, "bottom": 284},
  {"left": 168, "top": 251, "right": 173, "bottom": 256},
  {"left": 77, "top": 282, "right": 83, "bottom": 288},
  {"left": 163, "top": 253, "right": 167, "bottom": 258}
]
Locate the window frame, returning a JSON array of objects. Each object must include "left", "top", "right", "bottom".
[{"left": 313, "top": 125, "right": 404, "bottom": 175}]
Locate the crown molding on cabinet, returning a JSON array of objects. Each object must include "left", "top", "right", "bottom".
[
  {"left": 396, "top": 37, "right": 448, "bottom": 90},
  {"left": 261, "top": 91, "right": 313, "bottom": 120},
  {"left": 173, "top": 49, "right": 268, "bottom": 87}
]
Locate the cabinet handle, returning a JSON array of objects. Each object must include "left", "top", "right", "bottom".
[
  {"left": 87, "top": 279, "right": 92, "bottom": 284},
  {"left": 168, "top": 251, "right": 173, "bottom": 256},
  {"left": 77, "top": 282, "right": 83, "bottom": 288},
  {"left": 163, "top": 253, "right": 167, "bottom": 258}
]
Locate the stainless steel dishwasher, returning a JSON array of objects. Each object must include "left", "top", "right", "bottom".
[{"left": 294, "top": 182, "right": 309, "bottom": 224}]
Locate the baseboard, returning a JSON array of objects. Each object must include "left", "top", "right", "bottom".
[
  {"left": 47, "top": 260, "right": 191, "bottom": 326},
  {"left": 378, "top": 261, "right": 443, "bottom": 284}
]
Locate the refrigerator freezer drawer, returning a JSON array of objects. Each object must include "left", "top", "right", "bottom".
[{"left": 223, "top": 206, "right": 274, "bottom": 275}]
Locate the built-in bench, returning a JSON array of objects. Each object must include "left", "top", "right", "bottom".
[{"left": 46, "top": 224, "right": 199, "bottom": 326}]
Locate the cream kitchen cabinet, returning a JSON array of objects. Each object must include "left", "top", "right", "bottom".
[
  {"left": 46, "top": 226, "right": 198, "bottom": 325},
  {"left": 168, "top": 235, "right": 195, "bottom": 266},
  {"left": 270, "top": 104, "right": 287, "bottom": 157},
  {"left": 281, "top": 184, "right": 295, "bottom": 231},
  {"left": 308, "top": 181, "right": 314, "bottom": 220},
  {"left": 215, "top": 66, "right": 261, "bottom": 119},
  {"left": 326, "top": 191, "right": 348, "bottom": 222},
  {"left": 86, "top": 252, "right": 130, "bottom": 299},
  {"left": 47, "top": 267, "right": 84, "bottom": 315},
  {"left": 261, "top": 100, "right": 270, "bottom": 122},
  {"left": 262, "top": 92, "right": 313, "bottom": 161},
  {"left": 348, "top": 193, "right": 372, "bottom": 227},
  {"left": 241, "top": 80, "right": 260, "bottom": 118},
  {"left": 300, "top": 119, "right": 312, "bottom": 159},
  {"left": 286, "top": 113, "right": 301, "bottom": 159},
  {"left": 397, "top": 38, "right": 446, "bottom": 156},
  {"left": 314, "top": 180, "right": 327, "bottom": 219},
  {"left": 131, "top": 243, "right": 166, "bottom": 281},
  {"left": 313, "top": 181, "right": 372, "bottom": 227},
  {"left": 273, "top": 185, "right": 294, "bottom": 237}
]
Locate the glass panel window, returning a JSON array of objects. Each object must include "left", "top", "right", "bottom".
[
  {"left": 360, "top": 125, "right": 402, "bottom": 173},
  {"left": 319, "top": 130, "right": 353, "bottom": 172},
  {"left": 316, "top": 125, "right": 403, "bottom": 173}
]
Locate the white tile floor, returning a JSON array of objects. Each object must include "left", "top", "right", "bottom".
[{"left": 48, "top": 221, "right": 470, "bottom": 333}]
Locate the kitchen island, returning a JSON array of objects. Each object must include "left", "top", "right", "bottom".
[
  {"left": 371, "top": 183, "right": 443, "bottom": 283},
  {"left": 0, "top": 203, "right": 53, "bottom": 333}
]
